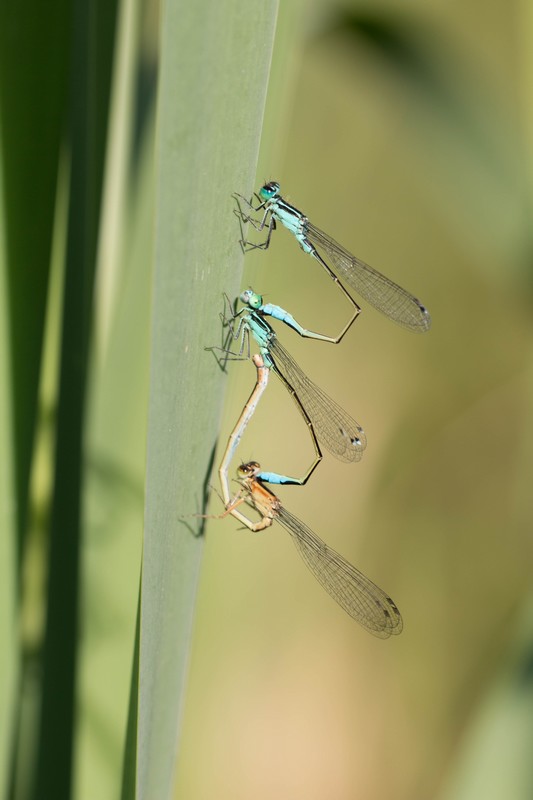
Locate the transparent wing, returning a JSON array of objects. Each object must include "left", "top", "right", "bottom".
[
  {"left": 278, "top": 507, "right": 403, "bottom": 637},
  {"left": 269, "top": 336, "right": 366, "bottom": 463},
  {"left": 306, "top": 222, "right": 431, "bottom": 332}
]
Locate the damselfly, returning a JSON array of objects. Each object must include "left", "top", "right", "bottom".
[
  {"left": 219, "top": 460, "right": 403, "bottom": 637},
  {"left": 234, "top": 181, "right": 430, "bottom": 334},
  {"left": 209, "top": 291, "right": 366, "bottom": 464}
]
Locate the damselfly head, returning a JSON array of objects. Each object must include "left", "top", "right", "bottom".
[
  {"left": 240, "top": 289, "right": 262, "bottom": 309},
  {"left": 237, "top": 461, "right": 261, "bottom": 479},
  {"left": 259, "top": 181, "right": 280, "bottom": 200}
]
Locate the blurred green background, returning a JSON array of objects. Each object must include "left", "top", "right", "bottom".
[{"left": 1, "top": 0, "right": 532, "bottom": 799}]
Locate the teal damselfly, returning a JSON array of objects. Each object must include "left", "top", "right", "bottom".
[
  {"left": 234, "top": 181, "right": 430, "bottom": 334},
  {"left": 209, "top": 291, "right": 366, "bottom": 464}
]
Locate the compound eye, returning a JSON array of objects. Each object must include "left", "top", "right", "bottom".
[
  {"left": 238, "top": 461, "right": 260, "bottom": 478},
  {"left": 260, "top": 181, "right": 280, "bottom": 199}
]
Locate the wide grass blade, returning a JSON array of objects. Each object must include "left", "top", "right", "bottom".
[{"left": 136, "top": 1, "right": 279, "bottom": 798}]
